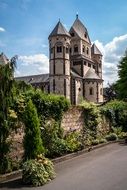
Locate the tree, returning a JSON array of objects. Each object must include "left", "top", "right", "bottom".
[
  {"left": 0, "top": 56, "right": 17, "bottom": 174},
  {"left": 116, "top": 50, "right": 127, "bottom": 100},
  {"left": 23, "top": 99, "right": 44, "bottom": 160}
]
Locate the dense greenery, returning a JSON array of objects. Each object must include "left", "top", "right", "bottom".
[
  {"left": 80, "top": 101, "right": 101, "bottom": 146},
  {"left": 22, "top": 154, "right": 55, "bottom": 186},
  {"left": 23, "top": 99, "right": 44, "bottom": 160},
  {"left": 31, "top": 89, "right": 70, "bottom": 121},
  {"left": 100, "top": 100, "right": 127, "bottom": 131},
  {"left": 115, "top": 50, "right": 127, "bottom": 100},
  {"left": 0, "top": 57, "right": 17, "bottom": 174}
]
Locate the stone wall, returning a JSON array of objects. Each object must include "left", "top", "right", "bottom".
[{"left": 61, "top": 106, "right": 84, "bottom": 133}]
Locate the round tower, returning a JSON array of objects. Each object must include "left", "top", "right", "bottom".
[{"left": 48, "top": 20, "right": 71, "bottom": 100}]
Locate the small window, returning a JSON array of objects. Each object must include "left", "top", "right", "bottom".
[
  {"left": 50, "top": 48, "right": 53, "bottom": 54},
  {"left": 90, "top": 87, "right": 94, "bottom": 95},
  {"left": 71, "top": 33, "right": 75, "bottom": 37},
  {"left": 86, "top": 47, "right": 89, "bottom": 55},
  {"left": 99, "top": 64, "right": 101, "bottom": 68},
  {"left": 74, "top": 45, "right": 78, "bottom": 53},
  {"left": 78, "top": 88, "right": 81, "bottom": 91},
  {"left": 70, "top": 48, "right": 72, "bottom": 53},
  {"left": 93, "top": 65, "right": 95, "bottom": 69},
  {"left": 82, "top": 45, "right": 85, "bottom": 53},
  {"left": 100, "top": 88, "right": 102, "bottom": 95},
  {"left": 84, "top": 32, "right": 87, "bottom": 38},
  {"left": 84, "top": 61, "right": 86, "bottom": 65},
  {"left": 88, "top": 63, "right": 91, "bottom": 67},
  {"left": 57, "top": 46, "right": 62, "bottom": 53}
]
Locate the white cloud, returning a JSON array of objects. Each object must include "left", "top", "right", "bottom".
[
  {"left": 94, "top": 34, "right": 127, "bottom": 86},
  {"left": 0, "top": 27, "right": 5, "bottom": 32},
  {"left": 16, "top": 54, "right": 49, "bottom": 76}
]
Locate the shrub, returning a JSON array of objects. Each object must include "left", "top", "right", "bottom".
[
  {"left": 91, "top": 139, "right": 99, "bottom": 146},
  {"left": 100, "top": 100, "right": 127, "bottom": 131},
  {"left": 22, "top": 155, "right": 55, "bottom": 186},
  {"left": 31, "top": 90, "right": 70, "bottom": 121},
  {"left": 41, "top": 120, "right": 67, "bottom": 158},
  {"left": 118, "top": 132, "right": 127, "bottom": 139},
  {"left": 65, "top": 131, "right": 82, "bottom": 152},
  {"left": 106, "top": 133, "right": 118, "bottom": 141},
  {"left": 99, "top": 138, "right": 107, "bottom": 144},
  {"left": 23, "top": 99, "right": 44, "bottom": 160},
  {"left": 80, "top": 101, "right": 101, "bottom": 139}
]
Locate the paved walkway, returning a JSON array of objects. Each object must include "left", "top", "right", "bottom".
[{"left": 1, "top": 143, "right": 127, "bottom": 190}]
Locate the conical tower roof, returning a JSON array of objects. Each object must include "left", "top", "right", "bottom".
[
  {"left": 49, "top": 20, "right": 70, "bottom": 38},
  {"left": 69, "top": 15, "right": 91, "bottom": 43},
  {"left": 91, "top": 43, "right": 102, "bottom": 55}
]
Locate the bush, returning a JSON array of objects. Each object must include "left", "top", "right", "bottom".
[
  {"left": 41, "top": 120, "right": 67, "bottom": 158},
  {"left": 100, "top": 100, "right": 127, "bottom": 131},
  {"left": 80, "top": 101, "right": 101, "bottom": 139},
  {"left": 22, "top": 155, "right": 55, "bottom": 186},
  {"left": 99, "top": 138, "right": 107, "bottom": 144},
  {"left": 31, "top": 90, "right": 70, "bottom": 121},
  {"left": 118, "top": 132, "right": 127, "bottom": 139},
  {"left": 106, "top": 133, "right": 118, "bottom": 141},
  {"left": 65, "top": 131, "right": 82, "bottom": 152},
  {"left": 91, "top": 139, "right": 99, "bottom": 146},
  {"left": 23, "top": 99, "right": 44, "bottom": 160}
]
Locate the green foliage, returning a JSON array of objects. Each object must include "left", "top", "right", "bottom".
[
  {"left": 118, "top": 132, "right": 127, "bottom": 139},
  {"left": 112, "top": 126, "right": 122, "bottom": 135},
  {"left": 41, "top": 120, "right": 67, "bottom": 158},
  {"left": 105, "top": 133, "right": 118, "bottom": 141},
  {"left": 31, "top": 89, "right": 70, "bottom": 121},
  {"left": 65, "top": 131, "right": 82, "bottom": 152},
  {"left": 23, "top": 99, "right": 44, "bottom": 160},
  {"left": 22, "top": 154, "right": 55, "bottom": 186},
  {"left": 115, "top": 50, "right": 127, "bottom": 100},
  {"left": 100, "top": 100, "right": 127, "bottom": 131},
  {"left": 80, "top": 101, "right": 101, "bottom": 144},
  {"left": 99, "top": 138, "right": 107, "bottom": 144},
  {"left": 0, "top": 56, "right": 17, "bottom": 174},
  {"left": 91, "top": 139, "right": 99, "bottom": 146}
]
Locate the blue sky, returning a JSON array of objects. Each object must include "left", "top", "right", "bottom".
[{"left": 0, "top": 0, "right": 127, "bottom": 85}]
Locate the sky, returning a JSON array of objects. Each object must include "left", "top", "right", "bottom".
[{"left": 0, "top": 0, "right": 127, "bottom": 86}]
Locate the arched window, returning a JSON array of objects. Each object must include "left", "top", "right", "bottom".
[
  {"left": 89, "top": 87, "right": 94, "bottom": 95},
  {"left": 55, "top": 42, "right": 63, "bottom": 53},
  {"left": 82, "top": 45, "right": 85, "bottom": 53},
  {"left": 74, "top": 45, "right": 78, "bottom": 53},
  {"left": 57, "top": 46, "right": 62, "bottom": 53},
  {"left": 86, "top": 47, "right": 89, "bottom": 55},
  {"left": 84, "top": 32, "right": 87, "bottom": 38}
]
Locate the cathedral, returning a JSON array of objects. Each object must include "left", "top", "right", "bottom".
[{"left": 0, "top": 15, "right": 104, "bottom": 104}]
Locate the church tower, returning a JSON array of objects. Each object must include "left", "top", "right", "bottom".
[
  {"left": 91, "top": 43, "right": 103, "bottom": 78},
  {"left": 48, "top": 20, "right": 71, "bottom": 100}
]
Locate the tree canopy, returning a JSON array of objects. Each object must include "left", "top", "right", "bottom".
[{"left": 116, "top": 50, "right": 127, "bottom": 100}]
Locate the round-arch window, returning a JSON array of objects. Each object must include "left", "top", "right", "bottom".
[
  {"left": 89, "top": 87, "right": 94, "bottom": 95},
  {"left": 74, "top": 45, "right": 78, "bottom": 53}
]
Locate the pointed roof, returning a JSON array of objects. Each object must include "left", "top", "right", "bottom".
[
  {"left": 0, "top": 52, "right": 9, "bottom": 65},
  {"left": 84, "top": 68, "right": 101, "bottom": 80},
  {"left": 91, "top": 43, "right": 102, "bottom": 55},
  {"left": 69, "top": 15, "right": 91, "bottom": 43},
  {"left": 49, "top": 20, "right": 70, "bottom": 38}
]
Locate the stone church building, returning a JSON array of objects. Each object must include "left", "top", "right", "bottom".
[{"left": 0, "top": 15, "right": 104, "bottom": 104}]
